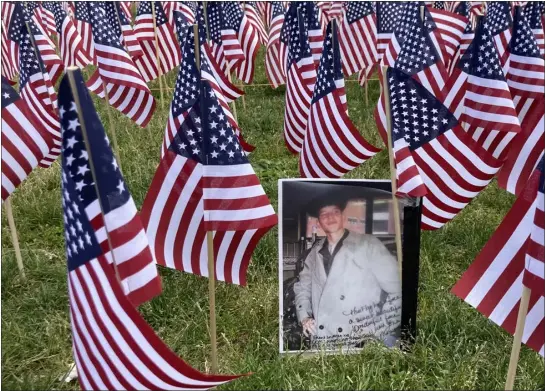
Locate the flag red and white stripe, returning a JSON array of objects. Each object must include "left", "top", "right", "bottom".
[
  {"left": 452, "top": 164, "right": 544, "bottom": 357},
  {"left": 1, "top": 78, "right": 56, "bottom": 200},
  {"left": 265, "top": 2, "right": 287, "bottom": 88},
  {"left": 244, "top": 2, "right": 268, "bottom": 45},
  {"left": 429, "top": 8, "right": 469, "bottom": 68},
  {"left": 133, "top": 1, "right": 181, "bottom": 82}
]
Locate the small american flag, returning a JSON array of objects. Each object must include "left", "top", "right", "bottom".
[
  {"left": 498, "top": 6, "right": 545, "bottom": 196},
  {"left": 485, "top": 1, "right": 512, "bottom": 73},
  {"left": 119, "top": 1, "right": 132, "bottom": 21},
  {"left": 525, "top": 1, "right": 545, "bottom": 55},
  {"left": 375, "top": 2, "right": 406, "bottom": 60},
  {"left": 73, "top": 2, "right": 97, "bottom": 65},
  {"left": 223, "top": 1, "right": 260, "bottom": 84},
  {"left": 452, "top": 159, "right": 544, "bottom": 357},
  {"left": 43, "top": 2, "right": 92, "bottom": 68},
  {"left": 339, "top": 2, "right": 378, "bottom": 77},
  {"left": 21, "top": 1, "right": 64, "bottom": 85},
  {"left": 434, "top": 2, "right": 446, "bottom": 10},
  {"left": 388, "top": 67, "right": 502, "bottom": 230},
  {"left": 447, "top": 2, "right": 475, "bottom": 75},
  {"left": 8, "top": 3, "right": 61, "bottom": 168},
  {"left": 85, "top": 2, "right": 156, "bottom": 127},
  {"left": 244, "top": 1, "right": 268, "bottom": 45},
  {"left": 1, "top": 19, "right": 19, "bottom": 83},
  {"left": 101, "top": 1, "right": 144, "bottom": 59},
  {"left": 133, "top": 1, "right": 181, "bottom": 82},
  {"left": 376, "top": 4, "right": 446, "bottom": 145},
  {"left": 428, "top": 5, "right": 469, "bottom": 69},
  {"left": 1, "top": 76, "right": 56, "bottom": 200},
  {"left": 207, "top": 2, "right": 240, "bottom": 76},
  {"left": 27, "top": 1, "right": 56, "bottom": 37},
  {"left": 299, "top": 21, "right": 380, "bottom": 178},
  {"left": 59, "top": 69, "right": 161, "bottom": 307},
  {"left": 60, "top": 69, "right": 243, "bottom": 391},
  {"left": 443, "top": 18, "right": 521, "bottom": 161},
  {"left": 265, "top": 2, "right": 287, "bottom": 88},
  {"left": 141, "top": 28, "right": 277, "bottom": 285},
  {"left": 301, "top": 2, "right": 325, "bottom": 67},
  {"left": 281, "top": 2, "right": 317, "bottom": 154}
]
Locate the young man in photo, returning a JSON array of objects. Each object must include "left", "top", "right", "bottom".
[{"left": 293, "top": 195, "right": 402, "bottom": 349}]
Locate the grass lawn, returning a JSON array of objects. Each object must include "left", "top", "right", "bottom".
[{"left": 1, "top": 50, "right": 544, "bottom": 390}]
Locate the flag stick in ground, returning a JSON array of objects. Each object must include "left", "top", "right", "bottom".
[
  {"left": 193, "top": 23, "right": 219, "bottom": 374},
  {"left": 364, "top": 76, "right": 369, "bottom": 105},
  {"left": 100, "top": 79, "right": 123, "bottom": 173},
  {"left": 66, "top": 66, "right": 123, "bottom": 286},
  {"left": 151, "top": 2, "right": 165, "bottom": 108},
  {"left": 240, "top": 1, "right": 247, "bottom": 110},
  {"left": 381, "top": 65, "right": 403, "bottom": 280},
  {"left": 4, "top": 198, "right": 26, "bottom": 279},
  {"left": 505, "top": 286, "right": 532, "bottom": 390}
]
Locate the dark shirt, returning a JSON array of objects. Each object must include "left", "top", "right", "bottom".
[{"left": 318, "top": 229, "right": 350, "bottom": 276}]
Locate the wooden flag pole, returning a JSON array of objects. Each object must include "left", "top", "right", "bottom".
[
  {"left": 194, "top": 23, "right": 219, "bottom": 374},
  {"left": 381, "top": 65, "right": 403, "bottom": 280},
  {"left": 364, "top": 76, "right": 369, "bottom": 105},
  {"left": 101, "top": 79, "right": 123, "bottom": 174},
  {"left": 4, "top": 198, "right": 26, "bottom": 279},
  {"left": 66, "top": 66, "right": 123, "bottom": 286},
  {"left": 505, "top": 285, "right": 532, "bottom": 390},
  {"left": 239, "top": 1, "right": 247, "bottom": 110},
  {"left": 151, "top": 1, "right": 165, "bottom": 108}
]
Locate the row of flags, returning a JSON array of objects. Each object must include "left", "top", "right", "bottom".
[{"left": 1, "top": 0, "right": 544, "bottom": 385}]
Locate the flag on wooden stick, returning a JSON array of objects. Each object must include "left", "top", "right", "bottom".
[
  {"left": 141, "top": 27, "right": 277, "bottom": 285},
  {"left": 60, "top": 67, "right": 244, "bottom": 390},
  {"left": 299, "top": 21, "right": 380, "bottom": 178},
  {"left": 59, "top": 68, "right": 162, "bottom": 307},
  {"left": 452, "top": 159, "right": 544, "bottom": 357},
  {"left": 265, "top": 2, "right": 287, "bottom": 88}
]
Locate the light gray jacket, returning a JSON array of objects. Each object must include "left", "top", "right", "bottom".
[{"left": 293, "top": 231, "right": 401, "bottom": 347}]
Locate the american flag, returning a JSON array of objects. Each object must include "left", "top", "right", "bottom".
[
  {"left": 301, "top": 2, "right": 325, "bottom": 67},
  {"left": 525, "top": 1, "right": 545, "bottom": 55},
  {"left": 119, "top": 1, "right": 132, "bottom": 21},
  {"left": 59, "top": 69, "right": 162, "bottom": 307},
  {"left": 443, "top": 18, "right": 521, "bottom": 162},
  {"left": 447, "top": 2, "right": 475, "bottom": 75},
  {"left": 385, "top": 11, "right": 501, "bottom": 227},
  {"left": 339, "top": 2, "right": 378, "bottom": 77},
  {"left": 452, "top": 160, "right": 544, "bottom": 357},
  {"left": 428, "top": 6, "right": 469, "bottom": 69},
  {"left": 486, "top": 1, "right": 512, "bottom": 73},
  {"left": 244, "top": 1, "right": 268, "bottom": 45},
  {"left": 101, "top": 1, "right": 144, "bottom": 59},
  {"left": 1, "top": 77, "right": 56, "bottom": 200},
  {"left": 265, "top": 2, "right": 287, "bottom": 88},
  {"left": 434, "top": 1, "right": 446, "bottom": 10},
  {"left": 498, "top": 6, "right": 545, "bottom": 196},
  {"left": 376, "top": 4, "right": 446, "bottom": 145},
  {"left": 8, "top": 3, "right": 61, "bottom": 168},
  {"left": 59, "top": 69, "right": 242, "bottom": 391},
  {"left": 223, "top": 1, "right": 260, "bottom": 84},
  {"left": 21, "top": 1, "right": 64, "bottom": 85},
  {"left": 1, "top": 20, "right": 19, "bottom": 83},
  {"left": 187, "top": 3, "right": 244, "bottom": 104},
  {"left": 299, "top": 22, "right": 380, "bottom": 178},
  {"left": 388, "top": 68, "right": 502, "bottom": 230},
  {"left": 257, "top": 1, "right": 273, "bottom": 29},
  {"left": 317, "top": 1, "right": 344, "bottom": 28},
  {"left": 27, "top": 1, "right": 56, "bottom": 37},
  {"left": 141, "top": 28, "right": 277, "bottom": 285},
  {"left": 376, "top": 2, "right": 406, "bottom": 60},
  {"left": 85, "top": 3, "right": 156, "bottom": 127},
  {"left": 281, "top": 2, "right": 317, "bottom": 154},
  {"left": 206, "top": 2, "right": 241, "bottom": 76},
  {"left": 171, "top": 6, "right": 251, "bottom": 153},
  {"left": 74, "top": 2, "right": 97, "bottom": 65},
  {"left": 43, "top": 2, "right": 92, "bottom": 68},
  {"left": 133, "top": 1, "right": 181, "bottom": 82}
]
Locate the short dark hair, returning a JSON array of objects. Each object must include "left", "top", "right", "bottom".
[{"left": 307, "top": 194, "right": 347, "bottom": 218}]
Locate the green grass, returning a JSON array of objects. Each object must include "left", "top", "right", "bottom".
[{"left": 2, "top": 50, "right": 543, "bottom": 390}]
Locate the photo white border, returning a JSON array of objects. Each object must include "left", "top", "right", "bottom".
[{"left": 277, "top": 178, "right": 395, "bottom": 355}]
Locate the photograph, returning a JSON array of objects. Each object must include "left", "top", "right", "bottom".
[{"left": 279, "top": 179, "right": 421, "bottom": 353}]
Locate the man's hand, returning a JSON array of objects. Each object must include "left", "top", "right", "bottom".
[{"left": 301, "top": 317, "right": 316, "bottom": 337}]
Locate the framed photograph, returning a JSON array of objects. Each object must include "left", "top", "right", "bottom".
[{"left": 278, "top": 179, "right": 422, "bottom": 354}]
